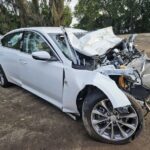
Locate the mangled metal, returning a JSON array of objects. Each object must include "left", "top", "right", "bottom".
[
  {"left": 65, "top": 26, "right": 150, "bottom": 110},
  {"left": 66, "top": 27, "right": 122, "bottom": 56}
]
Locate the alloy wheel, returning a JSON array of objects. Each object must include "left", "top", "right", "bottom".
[{"left": 91, "top": 99, "right": 139, "bottom": 141}]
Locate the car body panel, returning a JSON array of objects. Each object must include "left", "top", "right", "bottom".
[
  {"left": 18, "top": 52, "right": 64, "bottom": 105},
  {"left": 0, "top": 46, "right": 22, "bottom": 85},
  {"left": 62, "top": 67, "right": 131, "bottom": 114}
]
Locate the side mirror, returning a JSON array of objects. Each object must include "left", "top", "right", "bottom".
[{"left": 32, "top": 51, "right": 51, "bottom": 61}]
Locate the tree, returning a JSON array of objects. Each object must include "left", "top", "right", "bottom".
[
  {"left": 0, "top": 0, "right": 72, "bottom": 34},
  {"left": 74, "top": 0, "right": 150, "bottom": 34},
  {"left": 62, "top": 5, "right": 72, "bottom": 26},
  {"left": 0, "top": 1, "right": 20, "bottom": 34}
]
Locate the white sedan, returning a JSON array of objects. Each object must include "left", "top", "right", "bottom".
[{"left": 0, "top": 27, "right": 143, "bottom": 144}]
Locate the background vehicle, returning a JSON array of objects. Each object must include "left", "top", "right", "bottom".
[{"left": 0, "top": 27, "right": 144, "bottom": 144}]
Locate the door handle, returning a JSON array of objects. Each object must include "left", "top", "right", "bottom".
[{"left": 19, "top": 59, "right": 27, "bottom": 64}]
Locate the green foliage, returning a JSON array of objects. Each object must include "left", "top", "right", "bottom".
[
  {"left": 62, "top": 5, "right": 72, "bottom": 26},
  {"left": 0, "top": 4, "right": 20, "bottom": 34},
  {"left": 0, "top": 0, "right": 72, "bottom": 34},
  {"left": 74, "top": 0, "right": 150, "bottom": 34}
]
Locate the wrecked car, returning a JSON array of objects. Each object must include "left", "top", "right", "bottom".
[{"left": 0, "top": 27, "right": 146, "bottom": 144}]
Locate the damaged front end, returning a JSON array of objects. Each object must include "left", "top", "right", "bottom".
[
  {"left": 96, "top": 64, "right": 150, "bottom": 116},
  {"left": 64, "top": 26, "right": 150, "bottom": 115}
]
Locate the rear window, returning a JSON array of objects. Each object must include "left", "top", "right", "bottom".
[{"left": 1, "top": 32, "right": 23, "bottom": 50}]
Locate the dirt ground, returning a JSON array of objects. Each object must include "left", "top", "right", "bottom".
[{"left": 0, "top": 34, "right": 150, "bottom": 150}]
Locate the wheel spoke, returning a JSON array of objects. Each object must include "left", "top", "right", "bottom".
[
  {"left": 116, "top": 122, "right": 128, "bottom": 138},
  {"left": 118, "top": 121, "right": 136, "bottom": 131},
  {"left": 111, "top": 122, "right": 114, "bottom": 139},
  {"left": 92, "top": 109, "right": 107, "bottom": 117},
  {"left": 119, "top": 113, "right": 137, "bottom": 119},
  {"left": 100, "top": 122, "right": 111, "bottom": 134},
  {"left": 92, "top": 118, "right": 109, "bottom": 125},
  {"left": 101, "top": 100, "right": 111, "bottom": 113}
]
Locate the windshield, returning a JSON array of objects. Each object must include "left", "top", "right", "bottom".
[
  {"left": 49, "top": 33, "right": 78, "bottom": 63},
  {"left": 49, "top": 32, "right": 96, "bottom": 70}
]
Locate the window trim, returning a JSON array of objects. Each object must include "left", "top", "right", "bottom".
[{"left": 21, "top": 30, "right": 62, "bottom": 62}]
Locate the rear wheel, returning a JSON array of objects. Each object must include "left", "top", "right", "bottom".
[
  {"left": 0, "top": 66, "right": 10, "bottom": 87},
  {"left": 82, "top": 92, "right": 143, "bottom": 144}
]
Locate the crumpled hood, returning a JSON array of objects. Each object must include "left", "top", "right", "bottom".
[{"left": 66, "top": 27, "right": 122, "bottom": 57}]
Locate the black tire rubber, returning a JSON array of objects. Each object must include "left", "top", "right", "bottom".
[
  {"left": 82, "top": 90, "right": 144, "bottom": 144},
  {"left": 0, "top": 65, "right": 10, "bottom": 88}
]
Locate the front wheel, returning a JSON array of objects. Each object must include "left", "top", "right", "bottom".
[{"left": 82, "top": 92, "right": 144, "bottom": 144}]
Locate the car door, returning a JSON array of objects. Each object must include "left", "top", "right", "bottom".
[
  {"left": 0, "top": 32, "right": 23, "bottom": 85},
  {"left": 19, "top": 31, "right": 64, "bottom": 107}
]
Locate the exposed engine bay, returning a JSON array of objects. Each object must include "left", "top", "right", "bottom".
[
  {"left": 66, "top": 27, "right": 145, "bottom": 70},
  {"left": 99, "top": 35, "right": 141, "bottom": 67}
]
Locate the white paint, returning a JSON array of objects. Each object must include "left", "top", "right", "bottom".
[{"left": 0, "top": 27, "right": 131, "bottom": 116}]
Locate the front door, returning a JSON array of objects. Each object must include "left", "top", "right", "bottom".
[{"left": 19, "top": 31, "right": 64, "bottom": 107}]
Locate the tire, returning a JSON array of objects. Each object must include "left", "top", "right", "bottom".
[
  {"left": 0, "top": 65, "right": 10, "bottom": 87},
  {"left": 82, "top": 90, "right": 144, "bottom": 144}
]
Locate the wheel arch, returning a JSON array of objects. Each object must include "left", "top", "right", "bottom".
[{"left": 76, "top": 85, "right": 106, "bottom": 115}]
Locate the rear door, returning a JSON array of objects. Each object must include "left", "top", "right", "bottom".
[{"left": 0, "top": 32, "right": 23, "bottom": 85}]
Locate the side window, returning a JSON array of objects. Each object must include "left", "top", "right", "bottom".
[
  {"left": 1, "top": 32, "right": 23, "bottom": 50},
  {"left": 23, "top": 32, "right": 54, "bottom": 56}
]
